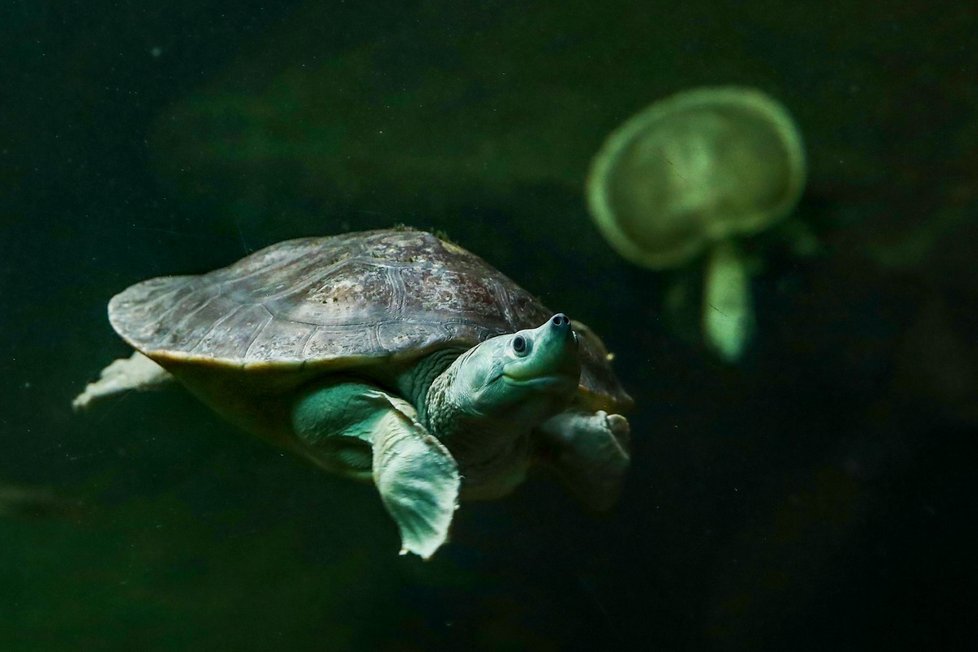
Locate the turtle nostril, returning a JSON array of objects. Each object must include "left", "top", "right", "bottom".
[{"left": 551, "top": 313, "right": 570, "bottom": 328}]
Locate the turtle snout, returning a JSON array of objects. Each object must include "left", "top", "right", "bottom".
[
  {"left": 549, "top": 313, "right": 577, "bottom": 349},
  {"left": 550, "top": 313, "right": 571, "bottom": 331}
]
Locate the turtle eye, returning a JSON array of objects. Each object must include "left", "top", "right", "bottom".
[{"left": 512, "top": 335, "right": 529, "bottom": 356}]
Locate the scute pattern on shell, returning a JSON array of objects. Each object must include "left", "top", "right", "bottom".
[{"left": 109, "top": 229, "right": 552, "bottom": 368}]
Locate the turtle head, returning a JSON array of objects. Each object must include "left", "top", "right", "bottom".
[{"left": 448, "top": 314, "right": 581, "bottom": 425}]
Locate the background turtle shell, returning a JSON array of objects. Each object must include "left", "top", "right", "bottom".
[{"left": 109, "top": 228, "right": 631, "bottom": 409}]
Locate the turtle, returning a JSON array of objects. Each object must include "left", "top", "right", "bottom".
[{"left": 74, "top": 228, "right": 633, "bottom": 558}]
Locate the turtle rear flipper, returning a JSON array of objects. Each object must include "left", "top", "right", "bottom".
[
  {"left": 293, "top": 381, "right": 460, "bottom": 559},
  {"left": 72, "top": 351, "right": 175, "bottom": 411}
]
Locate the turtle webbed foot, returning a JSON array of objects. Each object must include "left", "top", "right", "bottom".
[
  {"left": 536, "top": 410, "right": 631, "bottom": 511},
  {"left": 371, "top": 399, "right": 461, "bottom": 559},
  {"left": 72, "top": 351, "right": 174, "bottom": 411},
  {"left": 293, "top": 384, "right": 461, "bottom": 560}
]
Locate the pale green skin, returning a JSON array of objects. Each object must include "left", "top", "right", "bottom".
[
  {"left": 74, "top": 315, "right": 631, "bottom": 559},
  {"left": 290, "top": 314, "right": 628, "bottom": 558}
]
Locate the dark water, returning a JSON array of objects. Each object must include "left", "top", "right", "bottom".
[{"left": 2, "top": 1, "right": 977, "bottom": 650}]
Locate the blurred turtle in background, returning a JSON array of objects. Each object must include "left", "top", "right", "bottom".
[
  {"left": 588, "top": 86, "right": 808, "bottom": 361},
  {"left": 74, "top": 228, "right": 632, "bottom": 558}
]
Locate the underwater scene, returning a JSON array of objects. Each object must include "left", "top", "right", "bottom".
[{"left": 2, "top": 1, "right": 976, "bottom": 650}]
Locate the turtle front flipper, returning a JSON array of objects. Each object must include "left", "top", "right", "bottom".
[
  {"left": 535, "top": 410, "right": 631, "bottom": 511},
  {"left": 292, "top": 381, "right": 460, "bottom": 559}
]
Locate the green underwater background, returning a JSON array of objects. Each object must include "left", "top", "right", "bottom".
[{"left": 2, "top": 1, "right": 977, "bottom": 649}]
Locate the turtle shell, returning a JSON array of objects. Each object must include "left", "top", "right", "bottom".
[{"left": 109, "top": 228, "right": 631, "bottom": 410}]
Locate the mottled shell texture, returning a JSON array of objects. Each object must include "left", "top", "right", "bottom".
[{"left": 110, "top": 229, "right": 630, "bottom": 407}]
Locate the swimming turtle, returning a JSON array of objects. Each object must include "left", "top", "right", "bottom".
[{"left": 74, "top": 228, "right": 632, "bottom": 558}]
